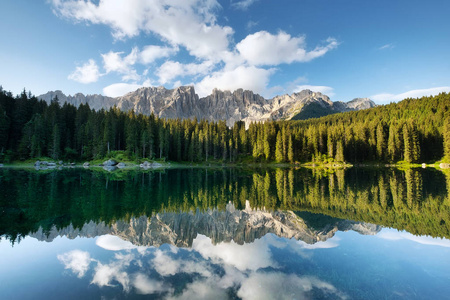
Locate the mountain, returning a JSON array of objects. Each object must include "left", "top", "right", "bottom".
[
  {"left": 29, "top": 201, "right": 381, "bottom": 247},
  {"left": 38, "top": 86, "right": 376, "bottom": 127}
]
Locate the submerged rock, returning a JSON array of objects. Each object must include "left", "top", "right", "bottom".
[
  {"left": 103, "top": 165, "right": 118, "bottom": 172},
  {"left": 140, "top": 161, "right": 162, "bottom": 169},
  {"left": 103, "top": 159, "right": 118, "bottom": 166}
]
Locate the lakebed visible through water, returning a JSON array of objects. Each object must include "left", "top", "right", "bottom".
[{"left": 1, "top": 167, "right": 449, "bottom": 299}]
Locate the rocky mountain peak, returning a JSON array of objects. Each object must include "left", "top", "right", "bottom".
[{"left": 37, "top": 86, "right": 376, "bottom": 127}]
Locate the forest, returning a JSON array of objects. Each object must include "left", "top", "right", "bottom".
[{"left": 1, "top": 85, "right": 450, "bottom": 164}]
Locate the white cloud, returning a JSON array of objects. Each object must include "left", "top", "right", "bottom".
[
  {"left": 68, "top": 59, "right": 101, "bottom": 84},
  {"left": 91, "top": 253, "right": 133, "bottom": 291},
  {"left": 101, "top": 48, "right": 140, "bottom": 81},
  {"left": 133, "top": 273, "right": 171, "bottom": 294},
  {"left": 51, "top": 0, "right": 233, "bottom": 59},
  {"left": 152, "top": 248, "right": 213, "bottom": 277},
  {"left": 157, "top": 60, "right": 214, "bottom": 84},
  {"left": 377, "top": 229, "right": 450, "bottom": 248},
  {"left": 236, "top": 31, "right": 338, "bottom": 66},
  {"left": 371, "top": 87, "right": 450, "bottom": 104},
  {"left": 192, "top": 234, "right": 275, "bottom": 271},
  {"left": 140, "top": 45, "right": 178, "bottom": 64},
  {"left": 237, "top": 272, "right": 347, "bottom": 300},
  {"left": 295, "top": 85, "right": 335, "bottom": 97},
  {"left": 57, "top": 250, "right": 92, "bottom": 278},
  {"left": 246, "top": 20, "right": 258, "bottom": 30},
  {"left": 54, "top": 0, "right": 338, "bottom": 97},
  {"left": 103, "top": 82, "right": 145, "bottom": 97},
  {"left": 96, "top": 235, "right": 139, "bottom": 251},
  {"left": 298, "top": 238, "right": 340, "bottom": 249},
  {"left": 232, "top": 0, "right": 260, "bottom": 10},
  {"left": 196, "top": 65, "right": 274, "bottom": 97},
  {"left": 152, "top": 249, "right": 181, "bottom": 276},
  {"left": 166, "top": 279, "right": 229, "bottom": 300},
  {"left": 378, "top": 43, "right": 395, "bottom": 50}
]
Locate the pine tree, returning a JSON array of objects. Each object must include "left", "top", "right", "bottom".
[
  {"left": 51, "top": 124, "right": 61, "bottom": 160},
  {"left": 376, "top": 123, "right": 385, "bottom": 161},
  {"left": 335, "top": 140, "right": 344, "bottom": 162},
  {"left": 287, "top": 134, "right": 294, "bottom": 163},
  {"left": 443, "top": 118, "right": 450, "bottom": 162},
  {"left": 275, "top": 131, "right": 283, "bottom": 162}
]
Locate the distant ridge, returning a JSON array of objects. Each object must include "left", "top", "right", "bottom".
[{"left": 38, "top": 86, "right": 376, "bottom": 127}]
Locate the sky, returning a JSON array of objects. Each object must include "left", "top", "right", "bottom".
[{"left": 0, "top": 0, "right": 449, "bottom": 104}]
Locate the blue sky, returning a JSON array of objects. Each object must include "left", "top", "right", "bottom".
[{"left": 0, "top": 0, "right": 449, "bottom": 103}]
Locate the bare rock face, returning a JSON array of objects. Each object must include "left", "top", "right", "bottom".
[
  {"left": 37, "top": 90, "right": 116, "bottom": 111},
  {"left": 38, "top": 86, "right": 376, "bottom": 127},
  {"left": 29, "top": 201, "right": 381, "bottom": 247}
]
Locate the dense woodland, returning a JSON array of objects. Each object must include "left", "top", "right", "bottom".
[{"left": 1, "top": 85, "right": 450, "bottom": 164}]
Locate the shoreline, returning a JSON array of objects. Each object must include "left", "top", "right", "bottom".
[{"left": 0, "top": 159, "right": 447, "bottom": 171}]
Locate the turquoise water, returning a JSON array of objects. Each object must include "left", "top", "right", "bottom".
[{"left": 1, "top": 168, "right": 449, "bottom": 299}]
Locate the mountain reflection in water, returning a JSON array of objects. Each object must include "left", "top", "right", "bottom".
[{"left": 1, "top": 167, "right": 450, "bottom": 299}]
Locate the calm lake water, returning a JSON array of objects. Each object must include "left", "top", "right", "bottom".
[{"left": 1, "top": 167, "right": 449, "bottom": 299}]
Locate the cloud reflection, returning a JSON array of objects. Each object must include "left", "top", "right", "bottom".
[
  {"left": 57, "top": 233, "right": 346, "bottom": 298},
  {"left": 378, "top": 229, "right": 450, "bottom": 248},
  {"left": 57, "top": 250, "right": 92, "bottom": 278},
  {"left": 96, "top": 235, "right": 139, "bottom": 251},
  {"left": 238, "top": 272, "right": 347, "bottom": 300},
  {"left": 192, "top": 234, "right": 275, "bottom": 271}
]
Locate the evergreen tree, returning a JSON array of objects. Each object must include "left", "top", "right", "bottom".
[
  {"left": 443, "top": 118, "right": 450, "bottom": 162},
  {"left": 275, "top": 131, "right": 283, "bottom": 162}
]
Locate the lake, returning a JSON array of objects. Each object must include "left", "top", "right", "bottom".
[{"left": 1, "top": 167, "right": 449, "bottom": 299}]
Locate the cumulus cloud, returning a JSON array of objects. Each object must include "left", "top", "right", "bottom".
[
  {"left": 51, "top": 0, "right": 233, "bottom": 59},
  {"left": 295, "top": 85, "right": 335, "bottom": 97},
  {"left": 152, "top": 249, "right": 181, "bottom": 276},
  {"left": 196, "top": 65, "right": 274, "bottom": 97},
  {"left": 103, "top": 82, "right": 145, "bottom": 97},
  {"left": 96, "top": 235, "right": 139, "bottom": 251},
  {"left": 166, "top": 279, "right": 229, "bottom": 300},
  {"left": 157, "top": 60, "right": 214, "bottom": 84},
  {"left": 53, "top": 0, "right": 338, "bottom": 97},
  {"left": 57, "top": 250, "right": 92, "bottom": 278},
  {"left": 91, "top": 253, "right": 133, "bottom": 291},
  {"left": 192, "top": 234, "right": 275, "bottom": 271},
  {"left": 152, "top": 248, "right": 212, "bottom": 277},
  {"left": 68, "top": 59, "right": 101, "bottom": 83},
  {"left": 298, "top": 238, "right": 340, "bottom": 250},
  {"left": 133, "top": 273, "right": 171, "bottom": 294},
  {"left": 236, "top": 31, "right": 338, "bottom": 66},
  {"left": 377, "top": 229, "right": 450, "bottom": 248},
  {"left": 101, "top": 48, "right": 140, "bottom": 81},
  {"left": 237, "top": 272, "right": 347, "bottom": 300},
  {"left": 371, "top": 87, "right": 450, "bottom": 104},
  {"left": 140, "top": 45, "right": 178, "bottom": 64}
]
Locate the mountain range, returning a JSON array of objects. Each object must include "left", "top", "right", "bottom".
[
  {"left": 38, "top": 86, "right": 376, "bottom": 127},
  {"left": 30, "top": 201, "right": 381, "bottom": 247}
]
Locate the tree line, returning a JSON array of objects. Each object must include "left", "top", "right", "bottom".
[{"left": 1, "top": 85, "right": 450, "bottom": 163}]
